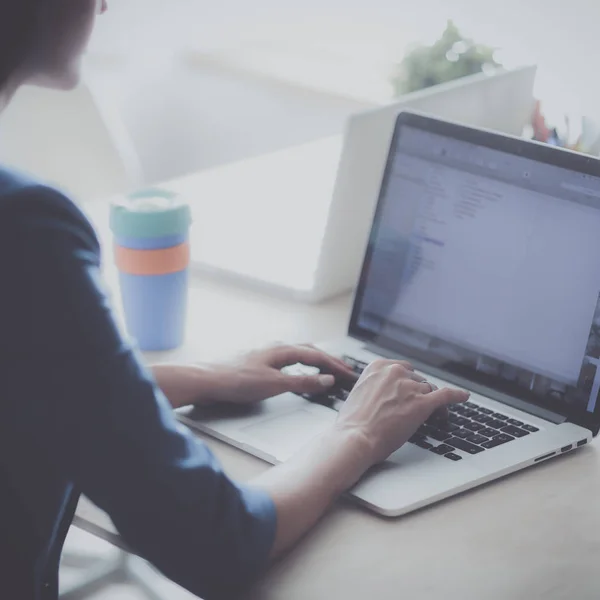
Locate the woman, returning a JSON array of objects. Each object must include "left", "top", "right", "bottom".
[{"left": 0, "top": 2, "right": 468, "bottom": 599}]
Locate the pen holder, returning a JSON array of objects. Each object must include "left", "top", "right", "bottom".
[{"left": 110, "top": 189, "right": 192, "bottom": 351}]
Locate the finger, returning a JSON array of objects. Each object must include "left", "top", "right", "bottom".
[
  {"left": 300, "top": 344, "right": 358, "bottom": 375},
  {"left": 409, "top": 372, "right": 437, "bottom": 386},
  {"left": 381, "top": 362, "right": 417, "bottom": 381},
  {"left": 424, "top": 387, "right": 470, "bottom": 410},
  {"left": 268, "top": 345, "right": 325, "bottom": 368},
  {"left": 416, "top": 381, "right": 437, "bottom": 395},
  {"left": 367, "top": 358, "right": 414, "bottom": 373},
  {"left": 274, "top": 346, "right": 357, "bottom": 379},
  {"left": 279, "top": 373, "right": 336, "bottom": 394}
]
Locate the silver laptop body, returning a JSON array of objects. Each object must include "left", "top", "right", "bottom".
[{"left": 181, "top": 112, "right": 600, "bottom": 517}]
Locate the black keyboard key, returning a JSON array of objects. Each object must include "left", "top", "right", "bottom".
[
  {"left": 448, "top": 415, "right": 470, "bottom": 427},
  {"left": 477, "top": 407, "right": 494, "bottom": 415},
  {"left": 462, "top": 409, "right": 479, "bottom": 419},
  {"left": 415, "top": 439, "right": 434, "bottom": 450},
  {"left": 420, "top": 425, "right": 451, "bottom": 442},
  {"left": 451, "top": 405, "right": 468, "bottom": 415},
  {"left": 445, "top": 438, "right": 485, "bottom": 454},
  {"left": 342, "top": 355, "right": 368, "bottom": 374},
  {"left": 507, "top": 419, "right": 524, "bottom": 426},
  {"left": 430, "top": 429, "right": 453, "bottom": 442},
  {"left": 453, "top": 429, "right": 471, "bottom": 439},
  {"left": 305, "top": 385, "right": 351, "bottom": 404},
  {"left": 472, "top": 414, "right": 493, "bottom": 424},
  {"left": 445, "top": 453, "right": 463, "bottom": 461},
  {"left": 487, "top": 419, "right": 508, "bottom": 430},
  {"left": 427, "top": 412, "right": 451, "bottom": 427},
  {"left": 342, "top": 355, "right": 361, "bottom": 365},
  {"left": 305, "top": 393, "right": 335, "bottom": 407},
  {"left": 464, "top": 421, "right": 484, "bottom": 432},
  {"left": 464, "top": 402, "right": 478, "bottom": 409},
  {"left": 492, "top": 413, "right": 509, "bottom": 420},
  {"left": 437, "top": 422, "right": 459, "bottom": 433},
  {"left": 431, "top": 444, "right": 455, "bottom": 455},
  {"left": 501, "top": 425, "right": 530, "bottom": 438},
  {"left": 479, "top": 427, "right": 499, "bottom": 438},
  {"left": 482, "top": 434, "right": 514, "bottom": 448},
  {"left": 327, "top": 387, "right": 349, "bottom": 402},
  {"left": 522, "top": 424, "right": 539, "bottom": 433},
  {"left": 466, "top": 434, "right": 488, "bottom": 445}
]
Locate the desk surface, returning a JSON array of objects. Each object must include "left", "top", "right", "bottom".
[{"left": 77, "top": 198, "right": 600, "bottom": 600}]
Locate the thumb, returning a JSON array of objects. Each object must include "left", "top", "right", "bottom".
[{"left": 280, "top": 373, "right": 336, "bottom": 394}]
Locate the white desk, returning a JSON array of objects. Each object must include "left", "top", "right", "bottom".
[
  {"left": 77, "top": 194, "right": 600, "bottom": 600},
  {"left": 172, "top": 136, "right": 342, "bottom": 296}
]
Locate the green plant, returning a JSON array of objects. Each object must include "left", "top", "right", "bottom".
[{"left": 392, "top": 20, "right": 501, "bottom": 97}]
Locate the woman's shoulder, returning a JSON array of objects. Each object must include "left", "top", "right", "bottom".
[
  {"left": 0, "top": 166, "right": 37, "bottom": 194},
  {"left": 0, "top": 166, "right": 99, "bottom": 253}
]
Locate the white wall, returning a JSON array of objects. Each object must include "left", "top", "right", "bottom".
[
  {"left": 90, "top": 0, "right": 597, "bottom": 111},
  {"left": 85, "top": 0, "right": 596, "bottom": 184}
]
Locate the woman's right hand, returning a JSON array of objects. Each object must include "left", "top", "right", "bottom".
[
  {"left": 335, "top": 359, "right": 470, "bottom": 465},
  {"left": 254, "top": 358, "right": 471, "bottom": 559}
]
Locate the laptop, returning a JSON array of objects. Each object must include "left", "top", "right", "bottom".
[
  {"left": 180, "top": 111, "right": 600, "bottom": 517},
  {"left": 310, "top": 65, "right": 537, "bottom": 302},
  {"left": 187, "top": 66, "right": 537, "bottom": 302}
]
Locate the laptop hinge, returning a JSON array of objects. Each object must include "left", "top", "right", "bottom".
[{"left": 364, "top": 342, "right": 567, "bottom": 425}]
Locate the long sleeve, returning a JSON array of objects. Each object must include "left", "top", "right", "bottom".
[{"left": 0, "top": 185, "right": 276, "bottom": 599}]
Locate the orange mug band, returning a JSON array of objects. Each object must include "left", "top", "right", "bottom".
[{"left": 115, "top": 242, "right": 190, "bottom": 276}]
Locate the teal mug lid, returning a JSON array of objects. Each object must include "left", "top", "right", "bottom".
[{"left": 110, "top": 188, "right": 192, "bottom": 239}]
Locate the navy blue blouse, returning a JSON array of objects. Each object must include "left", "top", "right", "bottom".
[{"left": 0, "top": 168, "right": 276, "bottom": 600}]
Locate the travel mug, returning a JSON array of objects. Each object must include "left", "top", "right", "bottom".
[{"left": 110, "top": 189, "right": 192, "bottom": 351}]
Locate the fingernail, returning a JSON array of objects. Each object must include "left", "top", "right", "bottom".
[{"left": 319, "top": 374, "right": 335, "bottom": 387}]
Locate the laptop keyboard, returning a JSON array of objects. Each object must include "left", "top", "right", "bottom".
[{"left": 302, "top": 355, "right": 540, "bottom": 461}]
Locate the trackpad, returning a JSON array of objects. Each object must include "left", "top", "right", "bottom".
[{"left": 240, "top": 408, "right": 334, "bottom": 460}]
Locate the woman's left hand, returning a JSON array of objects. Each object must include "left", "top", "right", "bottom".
[
  {"left": 152, "top": 344, "right": 359, "bottom": 409},
  {"left": 208, "top": 344, "right": 358, "bottom": 405}
]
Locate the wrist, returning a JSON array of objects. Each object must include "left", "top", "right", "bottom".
[
  {"left": 151, "top": 363, "right": 223, "bottom": 409},
  {"left": 332, "top": 422, "right": 377, "bottom": 464},
  {"left": 317, "top": 426, "right": 375, "bottom": 493}
]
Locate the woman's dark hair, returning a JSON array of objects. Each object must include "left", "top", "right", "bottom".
[{"left": 0, "top": 1, "right": 42, "bottom": 88}]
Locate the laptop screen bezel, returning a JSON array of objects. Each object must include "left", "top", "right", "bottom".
[{"left": 348, "top": 110, "right": 600, "bottom": 435}]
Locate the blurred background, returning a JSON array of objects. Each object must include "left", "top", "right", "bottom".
[{"left": 84, "top": 0, "right": 600, "bottom": 184}]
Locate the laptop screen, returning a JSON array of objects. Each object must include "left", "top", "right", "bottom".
[{"left": 353, "top": 116, "right": 600, "bottom": 419}]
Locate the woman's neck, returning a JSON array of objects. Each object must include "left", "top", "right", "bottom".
[
  {"left": 0, "top": 89, "right": 14, "bottom": 114},
  {"left": 0, "top": 70, "right": 27, "bottom": 115}
]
